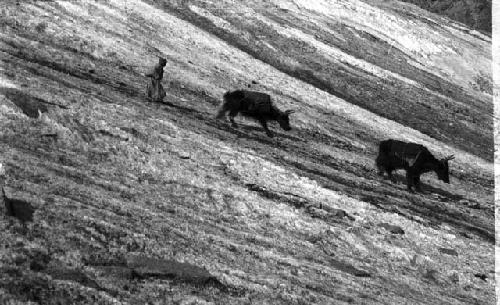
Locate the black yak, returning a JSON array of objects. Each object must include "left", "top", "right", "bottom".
[
  {"left": 375, "top": 139, "right": 454, "bottom": 192},
  {"left": 216, "top": 90, "right": 295, "bottom": 137}
]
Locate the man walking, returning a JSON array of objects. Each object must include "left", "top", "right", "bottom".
[{"left": 145, "top": 57, "right": 167, "bottom": 102}]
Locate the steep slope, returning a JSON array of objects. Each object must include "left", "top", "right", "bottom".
[
  {"left": 396, "top": 0, "right": 492, "bottom": 33},
  {"left": 0, "top": 0, "right": 494, "bottom": 304},
  {"left": 162, "top": 0, "right": 492, "bottom": 160}
]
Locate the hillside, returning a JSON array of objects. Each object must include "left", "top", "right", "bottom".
[
  {"left": 0, "top": 0, "right": 494, "bottom": 304},
  {"left": 397, "top": 0, "right": 492, "bottom": 33}
]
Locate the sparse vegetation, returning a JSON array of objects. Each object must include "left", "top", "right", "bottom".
[
  {"left": 471, "top": 72, "right": 493, "bottom": 95},
  {"left": 0, "top": 0, "right": 493, "bottom": 304}
]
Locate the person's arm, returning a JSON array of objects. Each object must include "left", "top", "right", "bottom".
[
  {"left": 147, "top": 66, "right": 163, "bottom": 80},
  {"left": 145, "top": 65, "right": 158, "bottom": 78}
]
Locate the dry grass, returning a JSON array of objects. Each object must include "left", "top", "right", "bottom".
[{"left": 0, "top": 0, "right": 494, "bottom": 304}]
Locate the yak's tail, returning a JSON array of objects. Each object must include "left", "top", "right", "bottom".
[
  {"left": 377, "top": 140, "right": 392, "bottom": 156},
  {"left": 215, "top": 91, "right": 232, "bottom": 119},
  {"left": 375, "top": 140, "right": 391, "bottom": 175}
]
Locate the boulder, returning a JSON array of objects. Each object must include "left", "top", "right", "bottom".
[
  {"left": 377, "top": 223, "right": 405, "bottom": 235},
  {"left": 438, "top": 247, "right": 458, "bottom": 256},
  {"left": 2, "top": 187, "right": 36, "bottom": 223},
  {"left": 0, "top": 88, "right": 48, "bottom": 118},
  {"left": 125, "top": 254, "right": 221, "bottom": 285}
]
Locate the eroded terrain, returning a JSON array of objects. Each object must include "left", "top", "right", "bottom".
[{"left": 0, "top": 0, "right": 494, "bottom": 304}]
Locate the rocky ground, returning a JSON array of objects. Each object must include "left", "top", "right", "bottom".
[{"left": 0, "top": 0, "right": 494, "bottom": 304}]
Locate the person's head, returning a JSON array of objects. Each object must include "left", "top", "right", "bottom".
[{"left": 159, "top": 57, "right": 167, "bottom": 66}]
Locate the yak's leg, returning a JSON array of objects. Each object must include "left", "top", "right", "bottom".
[
  {"left": 258, "top": 119, "right": 274, "bottom": 137},
  {"left": 377, "top": 167, "right": 385, "bottom": 177},
  {"left": 228, "top": 109, "right": 239, "bottom": 128},
  {"left": 375, "top": 156, "right": 385, "bottom": 177},
  {"left": 414, "top": 176, "right": 423, "bottom": 192},
  {"left": 216, "top": 102, "right": 231, "bottom": 120},
  {"left": 405, "top": 171, "right": 415, "bottom": 192},
  {"left": 386, "top": 168, "right": 396, "bottom": 183}
]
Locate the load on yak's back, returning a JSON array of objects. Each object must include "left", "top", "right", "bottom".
[
  {"left": 216, "top": 90, "right": 295, "bottom": 138},
  {"left": 376, "top": 139, "right": 454, "bottom": 192}
]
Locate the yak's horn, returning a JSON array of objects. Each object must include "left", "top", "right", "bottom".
[{"left": 443, "top": 155, "right": 455, "bottom": 161}]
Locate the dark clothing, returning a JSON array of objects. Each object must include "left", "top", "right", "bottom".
[{"left": 145, "top": 63, "right": 166, "bottom": 102}]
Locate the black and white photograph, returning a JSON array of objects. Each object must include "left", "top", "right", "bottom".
[{"left": 0, "top": 0, "right": 495, "bottom": 304}]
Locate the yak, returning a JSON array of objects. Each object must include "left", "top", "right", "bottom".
[
  {"left": 375, "top": 139, "right": 454, "bottom": 192},
  {"left": 216, "top": 90, "right": 295, "bottom": 137}
]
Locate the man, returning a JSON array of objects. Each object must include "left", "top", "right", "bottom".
[{"left": 145, "top": 57, "right": 167, "bottom": 102}]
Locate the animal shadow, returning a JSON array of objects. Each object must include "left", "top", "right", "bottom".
[{"left": 381, "top": 172, "right": 463, "bottom": 201}]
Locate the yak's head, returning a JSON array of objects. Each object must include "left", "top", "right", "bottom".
[
  {"left": 277, "top": 110, "right": 295, "bottom": 131},
  {"left": 436, "top": 155, "right": 454, "bottom": 183}
]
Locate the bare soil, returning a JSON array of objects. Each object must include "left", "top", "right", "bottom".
[{"left": 0, "top": 0, "right": 493, "bottom": 304}]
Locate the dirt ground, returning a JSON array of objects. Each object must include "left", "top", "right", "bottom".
[{"left": 0, "top": 0, "right": 494, "bottom": 304}]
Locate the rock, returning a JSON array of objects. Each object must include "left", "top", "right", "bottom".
[
  {"left": 323, "top": 207, "right": 354, "bottom": 220},
  {"left": 94, "top": 266, "right": 133, "bottom": 280},
  {"left": 46, "top": 267, "right": 100, "bottom": 290},
  {"left": 459, "top": 231, "right": 472, "bottom": 239},
  {"left": 2, "top": 187, "right": 35, "bottom": 223},
  {"left": 179, "top": 153, "right": 190, "bottom": 160},
  {"left": 449, "top": 272, "right": 460, "bottom": 284},
  {"left": 178, "top": 296, "right": 214, "bottom": 305},
  {"left": 29, "top": 250, "right": 51, "bottom": 272},
  {"left": 30, "top": 259, "right": 48, "bottom": 272},
  {"left": 308, "top": 207, "right": 328, "bottom": 219},
  {"left": 330, "top": 258, "right": 370, "bottom": 277},
  {"left": 330, "top": 209, "right": 347, "bottom": 217},
  {"left": 352, "top": 269, "right": 371, "bottom": 277},
  {"left": 125, "top": 254, "right": 221, "bottom": 286},
  {"left": 438, "top": 247, "right": 458, "bottom": 256},
  {"left": 468, "top": 203, "right": 481, "bottom": 209},
  {"left": 0, "top": 88, "right": 48, "bottom": 118},
  {"left": 423, "top": 269, "right": 439, "bottom": 283},
  {"left": 41, "top": 133, "right": 58, "bottom": 138},
  {"left": 377, "top": 223, "right": 405, "bottom": 234},
  {"left": 13, "top": 253, "right": 28, "bottom": 266},
  {"left": 410, "top": 254, "right": 418, "bottom": 266}
]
